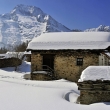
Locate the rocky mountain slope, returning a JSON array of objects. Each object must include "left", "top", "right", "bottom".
[{"left": 0, "top": 4, "right": 71, "bottom": 49}]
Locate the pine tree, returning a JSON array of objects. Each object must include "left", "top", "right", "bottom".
[
  {"left": 14, "top": 42, "right": 27, "bottom": 52},
  {"left": 0, "top": 47, "right": 8, "bottom": 53}
]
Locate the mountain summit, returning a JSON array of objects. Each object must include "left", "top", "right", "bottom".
[{"left": 0, "top": 4, "right": 71, "bottom": 49}]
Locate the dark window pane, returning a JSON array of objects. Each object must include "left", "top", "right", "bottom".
[{"left": 77, "top": 58, "right": 83, "bottom": 66}]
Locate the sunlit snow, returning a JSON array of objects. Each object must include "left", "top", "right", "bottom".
[
  {"left": 79, "top": 66, "right": 110, "bottom": 82},
  {"left": 27, "top": 32, "right": 110, "bottom": 50},
  {"left": 0, "top": 61, "right": 110, "bottom": 110}
]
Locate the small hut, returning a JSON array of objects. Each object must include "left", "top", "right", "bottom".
[
  {"left": 27, "top": 32, "right": 110, "bottom": 82},
  {"left": 77, "top": 66, "right": 110, "bottom": 104}
]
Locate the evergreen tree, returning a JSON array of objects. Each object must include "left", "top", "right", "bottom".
[
  {"left": 14, "top": 42, "right": 27, "bottom": 52},
  {"left": 0, "top": 47, "right": 8, "bottom": 53}
]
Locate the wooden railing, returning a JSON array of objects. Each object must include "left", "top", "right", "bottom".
[{"left": 42, "top": 65, "right": 56, "bottom": 79}]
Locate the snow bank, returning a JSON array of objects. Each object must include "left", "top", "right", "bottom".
[
  {"left": 79, "top": 66, "right": 110, "bottom": 82},
  {"left": 0, "top": 61, "right": 110, "bottom": 110},
  {"left": 1, "top": 61, "right": 31, "bottom": 78}
]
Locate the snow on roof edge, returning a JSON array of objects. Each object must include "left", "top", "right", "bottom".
[
  {"left": 78, "top": 66, "right": 110, "bottom": 82},
  {"left": 27, "top": 32, "right": 110, "bottom": 50}
]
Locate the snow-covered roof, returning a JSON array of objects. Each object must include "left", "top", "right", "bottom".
[
  {"left": 78, "top": 66, "right": 110, "bottom": 82},
  {"left": 101, "top": 52, "right": 110, "bottom": 59},
  {"left": 105, "top": 52, "right": 110, "bottom": 58},
  {"left": 27, "top": 32, "right": 110, "bottom": 50},
  {"left": 0, "top": 54, "right": 6, "bottom": 56},
  {"left": 24, "top": 51, "right": 31, "bottom": 54}
]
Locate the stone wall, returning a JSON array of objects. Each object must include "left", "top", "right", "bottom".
[
  {"left": 31, "top": 73, "right": 52, "bottom": 81},
  {"left": 77, "top": 80, "right": 110, "bottom": 104},
  {"left": 31, "top": 50, "right": 99, "bottom": 82},
  {"left": 31, "top": 53, "right": 42, "bottom": 72},
  {"left": 54, "top": 52, "right": 98, "bottom": 82},
  {"left": 0, "top": 57, "right": 22, "bottom": 68}
]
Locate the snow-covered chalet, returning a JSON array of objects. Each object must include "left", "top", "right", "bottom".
[{"left": 27, "top": 32, "right": 110, "bottom": 82}]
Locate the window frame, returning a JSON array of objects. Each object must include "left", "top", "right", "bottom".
[{"left": 76, "top": 58, "right": 83, "bottom": 66}]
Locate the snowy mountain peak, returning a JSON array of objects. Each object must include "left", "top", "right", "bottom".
[
  {"left": 84, "top": 25, "right": 110, "bottom": 32},
  {"left": 0, "top": 4, "right": 71, "bottom": 49},
  {"left": 11, "top": 4, "right": 44, "bottom": 17}
]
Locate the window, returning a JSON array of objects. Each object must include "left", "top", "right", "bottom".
[{"left": 77, "top": 58, "right": 83, "bottom": 66}]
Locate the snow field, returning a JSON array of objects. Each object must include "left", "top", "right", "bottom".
[{"left": 0, "top": 61, "right": 110, "bottom": 110}]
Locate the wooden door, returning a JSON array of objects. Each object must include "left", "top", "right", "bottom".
[{"left": 43, "top": 54, "right": 54, "bottom": 69}]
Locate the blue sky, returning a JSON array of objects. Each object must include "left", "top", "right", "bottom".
[{"left": 0, "top": 0, "right": 110, "bottom": 30}]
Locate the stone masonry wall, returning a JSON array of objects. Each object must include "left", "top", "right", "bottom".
[
  {"left": 0, "top": 58, "right": 22, "bottom": 68},
  {"left": 31, "top": 51, "right": 99, "bottom": 82},
  {"left": 77, "top": 81, "right": 110, "bottom": 104},
  {"left": 80, "top": 90, "right": 110, "bottom": 104},
  {"left": 31, "top": 53, "right": 42, "bottom": 72},
  {"left": 54, "top": 52, "right": 98, "bottom": 82},
  {"left": 31, "top": 73, "right": 52, "bottom": 80}
]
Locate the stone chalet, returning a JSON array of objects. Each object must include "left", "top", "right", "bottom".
[{"left": 27, "top": 32, "right": 110, "bottom": 82}]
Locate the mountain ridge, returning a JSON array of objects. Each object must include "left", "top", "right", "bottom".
[
  {"left": 0, "top": 4, "right": 109, "bottom": 50},
  {"left": 0, "top": 4, "right": 71, "bottom": 49},
  {"left": 84, "top": 25, "right": 110, "bottom": 32}
]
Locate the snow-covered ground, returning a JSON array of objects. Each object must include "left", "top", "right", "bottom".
[{"left": 0, "top": 61, "right": 110, "bottom": 110}]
